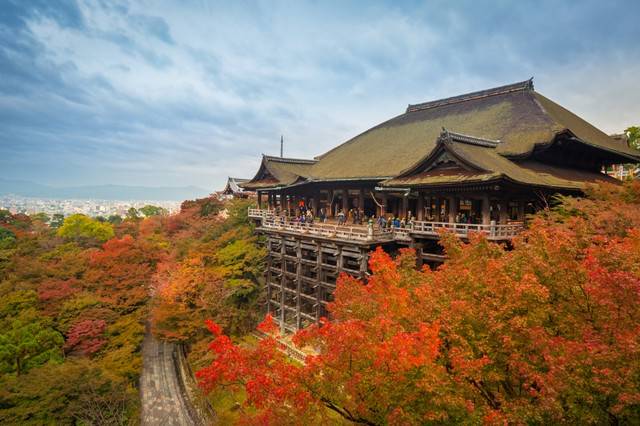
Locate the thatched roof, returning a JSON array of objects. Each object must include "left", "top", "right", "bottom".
[
  {"left": 242, "top": 80, "right": 639, "bottom": 191},
  {"left": 309, "top": 79, "right": 638, "bottom": 180},
  {"left": 241, "top": 155, "right": 316, "bottom": 190},
  {"left": 382, "top": 129, "right": 617, "bottom": 190},
  {"left": 222, "top": 177, "right": 249, "bottom": 194}
]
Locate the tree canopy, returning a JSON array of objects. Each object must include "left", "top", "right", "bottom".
[
  {"left": 626, "top": 125, "right": 640, "bottom": 150},
  {"left": 197, "top": 182, "right": 640, "bottom": 425},
  {"left": 139, "top": 205, "right": 168, "bottom": 217},
  {"left": 56, "top": 214, "right": 115, "bottom": 243}
]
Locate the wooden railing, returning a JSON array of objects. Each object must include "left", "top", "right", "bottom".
[
  {"left": 260, "top": 215, "right": 395, "bottom": 242},
  {"left": 411, "top": 220, "right": 523, "bottom": 240},
  {"left": 248, "top": 208, "right": 275, "bottom": 218},
  {"left": 249, "top": 208, "right": 523, "bottom": 241}
]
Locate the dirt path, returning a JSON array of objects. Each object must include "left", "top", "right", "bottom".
[{"left": 140, "top": 330, "right": 206, "bottom": 425}]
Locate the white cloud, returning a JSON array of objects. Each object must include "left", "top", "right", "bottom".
[{"left": 2, "top": 0, "right": 639, "bottom": 189}]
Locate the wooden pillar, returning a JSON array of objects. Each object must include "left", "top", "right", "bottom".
[
  {"left": 499, "top": 199, "right": 509, "bottom": 224},
  {"left": 414, "top": 242, "right": 424, "bottom": 269},
  {"left": 401, "top": 195, "right": 409, "bottom": 219},
  {"left": 359, "top": 248, "right": 368, "bottom": 279},
  {"left": 316, "top": 242, "right": 322, "bottom": 322},
  {"left": 279, "top": 236, "right": 286, "bottom": 334},
  {"left": 380, "top": 193, "right": 387, "bottom": 217},
  {"left": 482, "top": 195, "right": 491, "bottom": 225},
  {"left": 342, "top": 189, "right": 349, "bottom": 213},
  {"left": 295, "top": 240, "right": 302, "bottom": 330},
  {"left": 417, "top": 192, "right": 424, "bottom": 221},
  {"left": 257, "top": 191, "right": 263, "bottom": 209},
  {"left": 358, "top": 188, "right": 365, "bottom": 212},
  {"left": 266, "top": 241, "right": 273, "bottom": 317},
  {"left": 314, "top": 189, "right": 321, "bottom": 216},
  {"left": 435, "top": 197, "right": 441, "bottom": 222},
  {"left": 448, "top": 196, "right": 458, "bottom": 223},
  {"left": 327, "top": 189, "right": 334, "bottom": 217},
  {"left": 517, "top": 199, "right": 525, "bottom": 221}
]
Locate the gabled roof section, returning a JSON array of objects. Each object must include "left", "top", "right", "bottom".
[
  {"left": 222, "top": 177, "right": 249, "bottom": 193},
  {"left": 241, "top": 155, "right": 316, "bottom": 190},
  {"left": 383, "top": 129, "right": 504, "bottom": 186},
  {"left": 383, "top": 129, "right": 618, "bottom": 190},
  {"left": 531, "top": 92, "right": 640, "bottom": 160},
  {"left": 307, "top": 79, "right": 639, "bottom": 181}
]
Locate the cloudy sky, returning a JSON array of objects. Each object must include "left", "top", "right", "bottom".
[{"left": 1, "top": 0, "right": 639, "bottom": 190}]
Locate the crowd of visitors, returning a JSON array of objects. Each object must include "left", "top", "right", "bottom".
[
  {"left": 271, "top": 200, "right": 492, "bottom": 230},
  {"left": 274, "top": 200, "right": 421, "bottom": 231}
]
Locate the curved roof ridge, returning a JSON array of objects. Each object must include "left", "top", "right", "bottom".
[
  {"left": 441, "top": 128, "right": 501, "bottom": 148},
  {"left": 263, "top": 154, "right": 317, "bottom": 164},
  {"left": 407, "top": 78, "right": 534, "bottom": 113}
]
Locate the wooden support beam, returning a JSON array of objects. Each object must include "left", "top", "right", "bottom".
[
  {"left": 448, "top": 196, "right": 458, "bottom": 223},
  {"left": 359, "top": 248, "right": 368, "bottom": 279},
  {"left": 257, "top": 191, "right": 263, "bottom": 209},
  {"left": 518, "top": 199, "right": 525, "bottom": 221},
  {"left": 314, "top": 189, "right": 321, "bottom": 216},
  {"left": 266, "top": 249, "right": 273, "bottom": 317},
  {"left": 296, "top": 239, "right": 302, "bottom": 330},
  {"left": 499, "top": 199, "right": 509, "bottom": 224},
  {"left": 401, "top": 195, "right": 408, "bottom": 219},
  {"left": 316, "top": 242, "right": 322, "bottom": 322},
  {"left": 417, "top": 192, "right": 424, "bottom": 221},
  {"left": 379, "top": 193, "right": 387, "bottom": 217},
  {"left": 482, "top": 195, "right": 491, "bottom": 225},
  {"left": 327, "top": 189, "right": 334, "bottom": 217},
  {"left": 279, "top": 235, "right": 286, "bottom": 334},
  {"left": 342, "top": 189, "right": 349, "bottom": 214}
]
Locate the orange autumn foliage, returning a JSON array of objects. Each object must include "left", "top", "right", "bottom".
[{"left": 197, "top": 182, "right": 640, "bottom": 425}]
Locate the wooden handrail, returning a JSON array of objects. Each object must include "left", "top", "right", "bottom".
[
  {"left": 250, "top": 208, "right": 523, "bottom": 241},
  {"left": 411, "top": 220, "right": 523, "bottom": 239}
]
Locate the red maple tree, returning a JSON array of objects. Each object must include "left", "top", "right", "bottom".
[{"left": 196, "top": 182, "right": 640, "bottom": 425}]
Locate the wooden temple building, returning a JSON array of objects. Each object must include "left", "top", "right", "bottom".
[
  {"left": 220, "top": 177, "right": 251, "bottom": 199},
  {"left": 241, "top": 79, "right": 640, "bottom": 332}
]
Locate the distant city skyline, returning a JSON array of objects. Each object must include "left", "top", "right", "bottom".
[
  {"left": 0, "top": 194, "right": 181, "bottom": 218},
  {"left": 1, "top": 1, "right": 639, "bottom": 190}
]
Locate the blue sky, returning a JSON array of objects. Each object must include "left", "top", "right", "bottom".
[{"left": 1, "top": 0, "right": 639, "bottom": 190}]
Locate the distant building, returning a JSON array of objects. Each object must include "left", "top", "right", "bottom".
[
  {"left": 220, "top": 177, "right": 252, "bottom": 199},
  {"left": 605, "top": 133, "right": 639, "bottom": 180}
]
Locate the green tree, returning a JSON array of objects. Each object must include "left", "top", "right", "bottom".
[
  {"left": 0, "top": 227, "right": 16, "bottom": 249},
  {"left": 50, "top": 213, "right": 65, "bottom": 229},
  {"left": 126, "top": 207, "right": 140, "bottom": 221},
  {"left": 107, "top": 214, "right": 123, "bottom": 225},
  {"left": 57, "top": 214, "right": 115, "bottom": 243},
  {"left": 0, "top": 359, "right": 137, "bottom": 424},
  {"left": 626, "top": 126, "right": 640, "bottom": 150},
  {"left": 0, "top": 210, "right": 12, "bottom": 224},
  {"left": 29, "top": 212, "right": 50, "bottom": 224},
  {"left": 0, "top": 311, "right": 64, "bottom": 375},
  {"left": 139, "top": 205, "right": 168, "bottom": 217}
]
